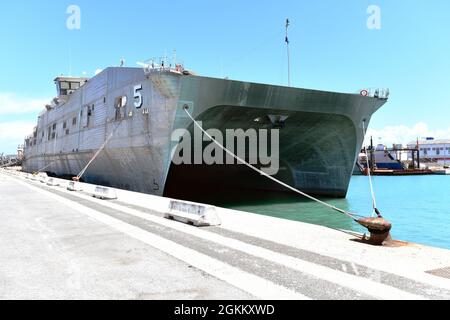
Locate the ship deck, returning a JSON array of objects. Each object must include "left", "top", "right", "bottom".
[{"left": 1, "top": 168, "right": 450, "bottom": 300}]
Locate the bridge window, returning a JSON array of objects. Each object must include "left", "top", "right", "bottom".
[{"left": 60, "top": 82, "right": 70, "bottom": 90}]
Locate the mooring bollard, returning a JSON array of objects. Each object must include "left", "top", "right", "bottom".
[{"left": 357, "top": 217, "right": 392, "bottom": 246}]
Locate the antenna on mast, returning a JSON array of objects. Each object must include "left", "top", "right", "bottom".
[
  {"left": 285, "top": 18, "right": 291, "bottom": 87},
  {"left": 172, "top": 49, "right": 177, "bottom": 67}
]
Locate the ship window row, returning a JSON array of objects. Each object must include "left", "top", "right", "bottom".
[
  {"left": 25, "top": 139, "right": 37, "bottom": 147},
  {"left": 32, "top": 102, "right": 104, "bottom": 145},
  {"left": 59, "top": 81, "right": 80, "bottom": 90},
  {"left": 420, "top": 147, "right": 450, "bottom": 151},
  {"left": 45, "top": 117, "right": 78, "bottom": 141},
  {"left": 30, "top": 116, "right": 78, "bottom": 145}
]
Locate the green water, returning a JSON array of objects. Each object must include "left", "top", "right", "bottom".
[{"left": 218, "top": 176, "right": 450, "bottom": 250}]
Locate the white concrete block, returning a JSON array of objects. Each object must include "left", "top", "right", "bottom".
[
  {"left": 46, "top": 178, "right": 60, "bottom": 187},
  {"left": 165, "top": 200, "right": 221, "bottom": 227},
  {"left": 67, "top": 181, "right": 83, "bottom": 192},
  {"left": 92, "top": 186, "right": 118, "bottom": 200},
  {"left": 38, "top": 173, "right": 48, "bottom": 183}
]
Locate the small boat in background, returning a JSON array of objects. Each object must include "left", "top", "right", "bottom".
[{"left": 355, "top": 142, "right": 433, "bottom": 176}]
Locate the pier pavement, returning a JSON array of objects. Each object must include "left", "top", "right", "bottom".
[{"left": 1, "top": 168, "right": 450, "bottom": 300}]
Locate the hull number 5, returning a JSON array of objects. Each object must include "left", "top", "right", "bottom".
[{"left": 134, "top": 84, "right": 143, "bottom": 109}]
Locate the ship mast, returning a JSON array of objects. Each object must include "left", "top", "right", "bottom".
[{"left": 285, "top": 18, "right": 291, "bottom": 87}]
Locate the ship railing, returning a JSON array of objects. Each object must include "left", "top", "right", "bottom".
[
  {"left": 142, "top": 61, "right": 185, "bottom": 76},
  {"left": 358, "top": 88, "right": 390, "bottom": 99}
]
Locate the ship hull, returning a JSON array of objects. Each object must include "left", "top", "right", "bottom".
[{"left": 23, "top": 67, "right": 387, "bottom": 199}]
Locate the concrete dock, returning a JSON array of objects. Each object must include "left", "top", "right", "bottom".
[{"left": 1, "top": 169, "right": 450, "bottom": 300}]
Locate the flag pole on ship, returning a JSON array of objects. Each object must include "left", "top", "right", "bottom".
[{"left": 285, "top": 18, "right": 291, "bottom": 87}]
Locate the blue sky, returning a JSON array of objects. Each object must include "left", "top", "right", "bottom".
[{"left": 1, "top": 0, "right": 450, "bottom": 153}]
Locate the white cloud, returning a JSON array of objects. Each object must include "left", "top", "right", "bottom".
[
  {"left": 0, "top": 92, "right": 48, "bottom": 154},
  {"left": 0, "top": 120, "right": 36, "bottom": 154},
  {"left": 365, "top": 122, "right": 450, "bottom": 147},
  {"left": 0, "top": 93, "right": 49, "bottom": 115}
]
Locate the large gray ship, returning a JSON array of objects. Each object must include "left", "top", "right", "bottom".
[{"left": 22, "top": 64, "right": 388, "bottom": 199}]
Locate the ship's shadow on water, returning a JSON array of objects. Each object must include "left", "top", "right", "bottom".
[{"left": 172, "top": 186, "right": 362, "bottom": 232}]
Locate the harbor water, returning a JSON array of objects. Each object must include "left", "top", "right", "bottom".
[{"left": 216, "top": 176, "right": 450, "bottom": 250}]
